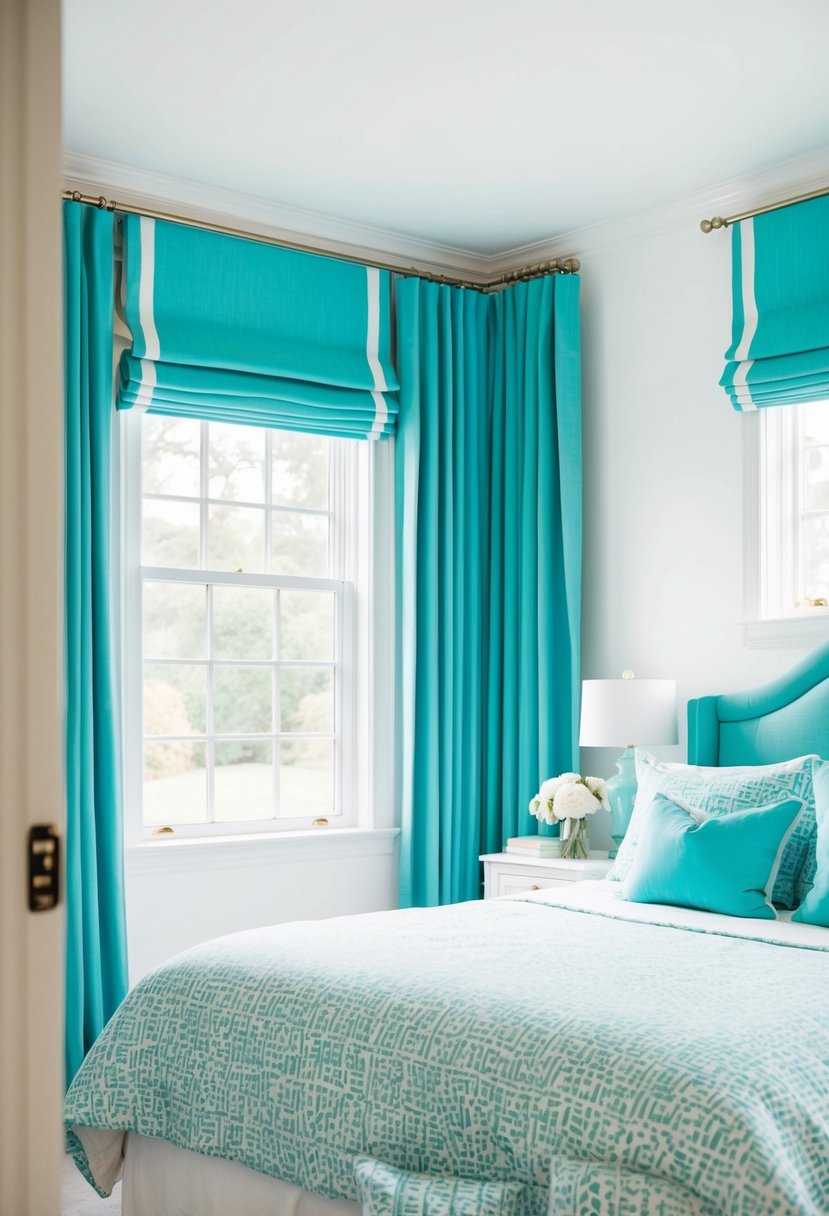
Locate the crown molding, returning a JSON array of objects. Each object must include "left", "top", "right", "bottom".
[
  {"left": 65, "top": 144, "right": 829, "bottom": 280},
  {"left": 483, "top": 144, "right": 829, "bottom": 271},
  {"left": 63, "top": 151, "right": 497, "bottom": 283}
]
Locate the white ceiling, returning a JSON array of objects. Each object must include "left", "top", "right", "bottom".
[{"left": 63, "top": 0, "right": 829, "bottom": 256}]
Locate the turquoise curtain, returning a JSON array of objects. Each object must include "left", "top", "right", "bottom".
[
  {"left": 721, "top": 195, "right": 829, "bottom": 410},
  {"left": 64, "top": 202, "right": 128, "bottom": 1083},
  {"left": 396, "top": 276, "right": 582, "bottom": 907},
  {"left": 117, "top": 215, "right": 398, "bottom": 438}
]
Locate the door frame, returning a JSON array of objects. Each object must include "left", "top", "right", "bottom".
[{"left": 0, "top": 0, "right": 65, "bottom": 1212}]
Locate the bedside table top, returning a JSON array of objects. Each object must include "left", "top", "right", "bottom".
[{"left": 479, "top": 852, "right": 612, "bottom": 874}]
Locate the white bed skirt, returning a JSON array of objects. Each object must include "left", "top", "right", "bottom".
[{"left": 76, "top": 1127, "right": 360, "bottom": 1216}]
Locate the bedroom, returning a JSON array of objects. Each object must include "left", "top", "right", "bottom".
[{"left": 3, "top": 0, "right": 829, "bottom": 1213}]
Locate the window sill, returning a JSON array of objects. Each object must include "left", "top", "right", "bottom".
[
  {"left": 124, "top": 826, "right": 399, "bottom": 875},
  {"left": 742, "top": 613, "right": 829, "bottom": 649}
]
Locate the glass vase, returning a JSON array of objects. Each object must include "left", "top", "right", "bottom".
[{"left": 561, "top": 817, "right": 589, "bottom": 860}]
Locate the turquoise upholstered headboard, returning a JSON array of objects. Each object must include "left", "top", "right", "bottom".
[{"left": 688, "top": 641, "right": 829, "bottom": 766}]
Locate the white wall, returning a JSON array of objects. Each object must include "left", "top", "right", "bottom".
[
  {"left": 577, "top": 197, "right": 821, "bottom": 848},
  {"left": 126, "top": 833, "right": 398, "bottom": 984}
]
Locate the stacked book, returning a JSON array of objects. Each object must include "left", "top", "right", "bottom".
[{"left": 506, "top": 835, "right": 563, "bottom": 859}]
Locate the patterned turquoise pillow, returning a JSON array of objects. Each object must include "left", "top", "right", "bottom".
[
  {"left": 794, "top": 760, "right": 829, "bottom": 926},
  {"left": 550, "top": 1156, "right": 705, "bottom": 1216},
  {"left": 607, "top": 752, "right": 818, "bottom": 909},
  {"left": 353, "top": 1157, "right": 524, "bottom": 1216}
]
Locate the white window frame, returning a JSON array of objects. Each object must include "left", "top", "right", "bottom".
[
  {"left": 743, "top": 408, "right": 829, "bottom": 647},
  {"left": 120, "top": 409, "right": 394, "bottom": 844}
]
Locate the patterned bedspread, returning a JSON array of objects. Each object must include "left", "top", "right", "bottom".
[{"left": 65, "top": 889, "right": 829, "bottom": 1215}]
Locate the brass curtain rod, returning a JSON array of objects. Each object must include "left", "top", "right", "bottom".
[
  {"left": 63, "top": 190, "right": 580, "bottom": 288},
  {"left": 700, "top": 181, "right": 829, "bottom": 233}
]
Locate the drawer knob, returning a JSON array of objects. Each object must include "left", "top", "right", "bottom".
[{"left": 530, "top": 883, "right": 540, "bottom": 891}]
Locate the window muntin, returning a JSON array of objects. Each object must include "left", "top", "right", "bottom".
[
  {"left": 131, "top": 416, "right": 353, "bottom": 837},
  {"left": 757, "top": 401, "right": 829, "bottom": 620},
  {"left": 799, "top": 402, "right": 829, "bottom": 603}
]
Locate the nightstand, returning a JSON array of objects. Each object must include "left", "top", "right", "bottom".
[{"left": 479, "top": 851, "right": 612, "bottom": 899}]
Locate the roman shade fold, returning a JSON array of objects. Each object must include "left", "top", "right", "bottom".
[
  {"left": 117, "top": 215, "right": 399, "bottom": 438},
  {"left": 721, "top": 195, "right": 829, "bottom": 410}
]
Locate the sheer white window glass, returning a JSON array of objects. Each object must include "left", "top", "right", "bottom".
[
  {"left": 122, "top": 413, "right": 369, "bottom": 839},
  {"left": 749, "top": 402, "right": 829, "bottom": 625}
]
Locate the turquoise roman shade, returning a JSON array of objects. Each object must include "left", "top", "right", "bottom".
[
  {"left": 721, "top": 195, "right": 829, "bottom": 410},
  {"left": 117, "top": 216, "right": 398, "bottom": 438}
]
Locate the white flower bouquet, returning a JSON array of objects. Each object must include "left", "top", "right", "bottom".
[{"left": 529, "top": 772, "right": 609, "bottom": 860}]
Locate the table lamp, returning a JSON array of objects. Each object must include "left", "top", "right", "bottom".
[{"left": 579, "top": 671, "right": 677, "bottom": 858}]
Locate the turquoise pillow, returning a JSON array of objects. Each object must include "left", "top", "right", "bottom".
[
  {"left": 794, "top": 761, "right": 829, "bottom": 926},
  {"left": 622, "top": 794, "right": 805, "bottom": 919},
  {"left": 609, "top": 752, "right": 817, "bottom": 909},
  {"left": 353, "top": 1157, "right": 524, "bottom": 1216}
]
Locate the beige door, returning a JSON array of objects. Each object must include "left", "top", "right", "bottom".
[{"left": 0, "top": 1, "right": 65, "bottom": 1213}]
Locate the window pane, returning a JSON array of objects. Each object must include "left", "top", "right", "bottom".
[
  {"left": 214, "top": 739, "right": 273, "bottom": 821},
  {"left": 803, "top": 514, "right": 829, "bottom": 599},
  {"left": 279, "top": 590, "right": 334, "bottom": 660},
  {"left": 213, "top": 586, "right": 273, "bottom": 660},
  {"left": 805, "top": 446, "right": 829, "bottom": 510},
  {"left": 144, "top": 663, "right": 207, "bottom": 735},
  {"left": 272, "top": 432, "right": 329, "bottom": 509},
  {"left": 213, "top": 666, "right": 272, "bottom": 734},
  {"left": 143, "top": 741, "right": 207, "bottom": 825},
  {"left": 271, "top": 511, "right": 328, "bottom": 576},
  {"left": 802, "top": 401, "right": 829, "bottom": 447},
  {"left": 208, "top": 422, "right": 266, "bottom": 503},
  {"left": 207, "top": 504, "right": 265, "bottom": 572},
  {"left": 280, "top": 666, "right": 333, "bottom": 732},
  {"left": 142, "top": 417, "right": 200, "bottom": 497},
  {"left": 144, "top": 582, "right": 206, "bottom": 659},
  {"left": 279, "top": 738, "right": 334, "bottom": 817},
  {"left": 143, "top": 498, "right": 200, "bottom": 568}
]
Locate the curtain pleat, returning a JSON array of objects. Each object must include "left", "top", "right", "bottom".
[
  {"left": 396, "top": 276, "right": 582, "bottom": 907},
  {"left": 64, "top": 202, "right": 128, "bottom": 1083}
]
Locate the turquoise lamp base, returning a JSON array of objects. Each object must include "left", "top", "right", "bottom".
[{"left": 606, "top": 747, "right": 637, "bottom": 860}]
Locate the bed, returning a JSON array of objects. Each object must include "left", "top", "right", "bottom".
[{"left": 65, "top": 647, "right": 829, "bottom": 1216}]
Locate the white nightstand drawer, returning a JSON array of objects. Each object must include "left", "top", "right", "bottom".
[
  {"left": 480, "top": 852, "right": 612, "bottom": 900},
  {"left": 495, "top": 870, "right": 564, "bottom": 898}
]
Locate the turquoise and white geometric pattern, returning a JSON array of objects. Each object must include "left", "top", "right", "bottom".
[
  {"left": 608, "top": 752, "right": 817, "bottom": 908},
  {"left": 353, "top": 1156, "right": 524, "bottom": 1216},
  {"left": 64, "top": 897, "right": 829, "bottom": 1216},
  {"left": 549, "top": 1156, "right": 705, "bottom": 1216},
  {"left": 797, "top": 824, "right": 820, "bottom": 906}
]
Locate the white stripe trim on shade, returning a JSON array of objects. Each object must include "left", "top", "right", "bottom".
[
  {"left": 365, "top": 266, "right": 387, "bottom": 392},
  {"left": 734, "top": 218, "right": 757, "bottom": 364},
  {"left": 369, "top": 390, "right": 388, "bottom": 438},
  {"left": 138, "top": 215, "right": 161, "bottom": 361},
  {"left": 731, "top": 357, "right": 757, "bottom": 411},
  {"left": 133, "top": 358, "right": 157, "bottom": 411}
]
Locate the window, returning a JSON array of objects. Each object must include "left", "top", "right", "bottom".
[
  {"left": 122, "top": 414, "right": 386, "bottom": 841},
  {"left": 750, "top": 401, "right": 829, "bottom": 629}
]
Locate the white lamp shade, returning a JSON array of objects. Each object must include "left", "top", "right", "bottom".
[{"left": 579, "top": 678, "right": 678, "bottom": 748}]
